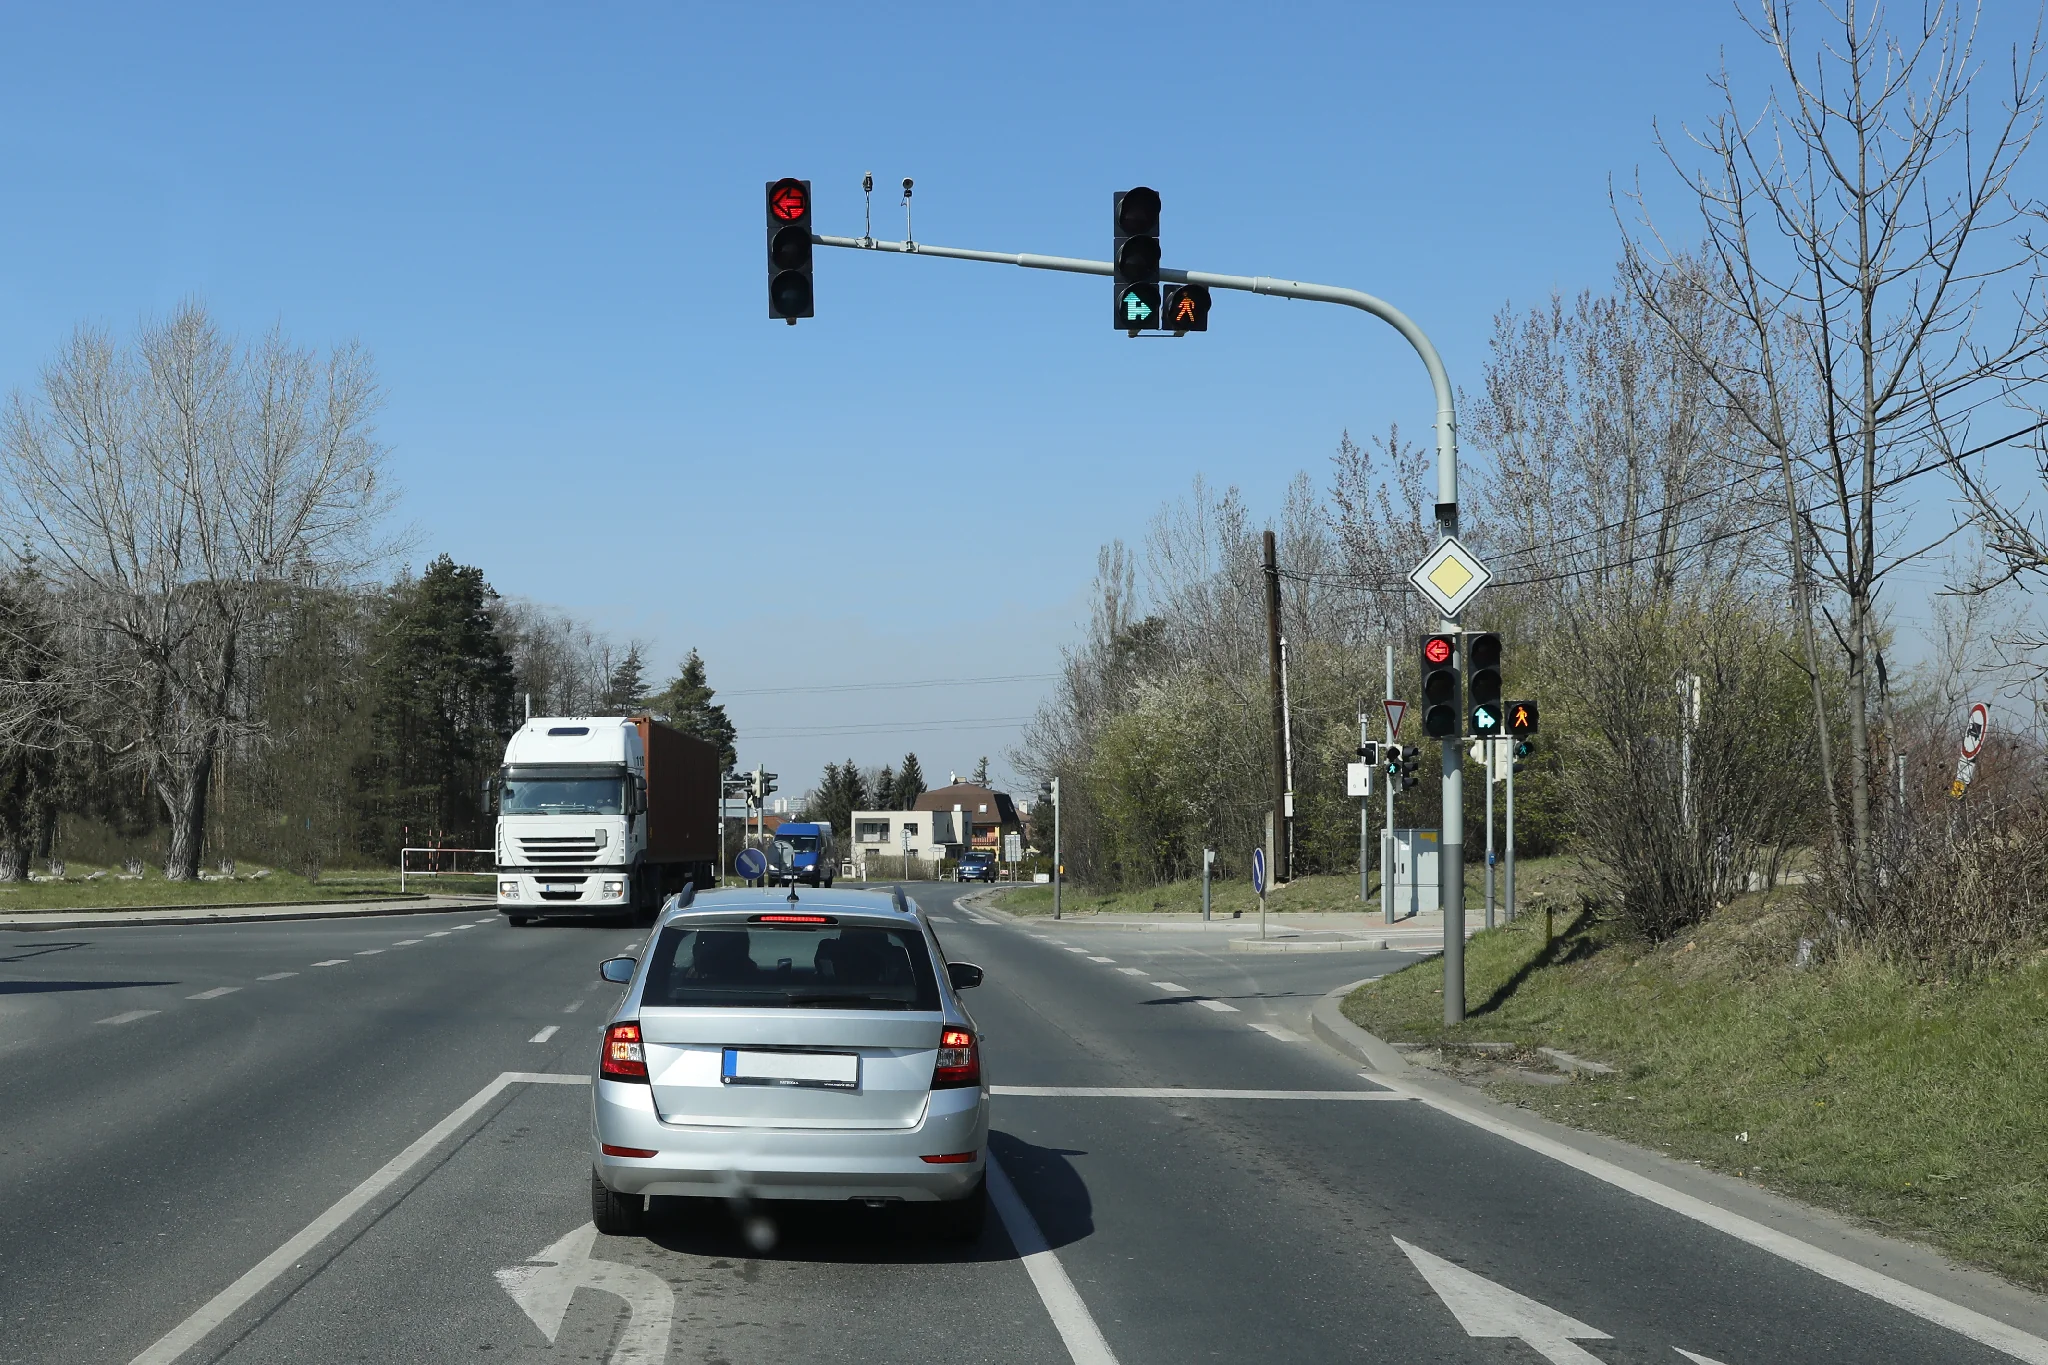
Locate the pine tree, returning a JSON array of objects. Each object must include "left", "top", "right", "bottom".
[
  {"left": 602, "top": 645, "right": 648, "bottom": 715},
  {"left": 874, "top": 764, "right": 896, "bottom": 810},
  {"left": 971, "top": 755, "right": 991, "bottom": 787},
  {"left": 896, "top": 752, "right": 926, "bottom": 804},
  {"left": 357, "top": 555, "right": 515, "bottom": 855},
  {"left": 648, "top": 649, "right": 737, "bottom": 771},
  {"left": 805, "top": 759, "right": 868, "bottom": 836}
]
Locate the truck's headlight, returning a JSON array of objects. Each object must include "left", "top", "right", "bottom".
[
  {"left": 602, "top": 880, "right": 625, "bottom": 897},
  {"left": 498, "top": 880, "right": 519, "bottom": 897}
]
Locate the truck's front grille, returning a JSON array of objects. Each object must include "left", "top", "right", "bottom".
[{"left": 518, "top": 835, "right": 602, "bottom": 865}]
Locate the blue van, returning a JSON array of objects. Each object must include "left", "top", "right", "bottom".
[{"left": 772, "top": 822, "right": 838, "bottom": 887}]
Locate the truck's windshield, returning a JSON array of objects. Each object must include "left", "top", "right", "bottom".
[{"left": 501, "top": 777, "right": 625, "bottom": 815}]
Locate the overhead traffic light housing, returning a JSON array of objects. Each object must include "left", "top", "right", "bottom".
[
  {"left": 765, "top": 178, "right": 814, "bottom": 323},
  {"left": 1421, "top": 633, "right": 1460, "bottom": 738},
  {"left": 1468, "top": 632, "right": 1503, "bottom": 737},
  {"left": 1163, "top": 283, "right": 1209, "bottom": 333},
  {"left": 1113, "top": 187, "right": 1162, "bottom": 333}
]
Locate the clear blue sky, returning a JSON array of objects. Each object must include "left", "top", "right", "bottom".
[{"left": 1, "top": 2, "right": 2015, "bottom": 794}]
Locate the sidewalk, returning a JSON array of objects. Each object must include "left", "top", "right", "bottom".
[{"left": 0, "top": 894, "right": 493, "bottom": 931}]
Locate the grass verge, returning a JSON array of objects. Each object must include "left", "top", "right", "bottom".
[
  {"left": 1342, "top": 896, "right": 2048, "bottom": 1291},
  {"left": 0, "top": 865, "right": 490, "bottom": 912},
  {"left": 989, "top": 856, "right": 1593, "bottom": 918}
]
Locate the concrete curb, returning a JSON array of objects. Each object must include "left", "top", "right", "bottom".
[
  {"left": 0, "top": 896, "right": 492, "bottom": 932},
  {"left": 1309, "top": 979, "right": 1412, "bottom": 1074},
  {"left": 1229, "top": 936, "right": 1378, "bottom": 953}
]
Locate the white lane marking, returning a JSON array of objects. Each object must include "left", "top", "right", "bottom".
[
  {"left": 311, "top": 959, "right": 348, "bottom": 967},
  {"left": 1396, "top": 1237, "right": 1610, "bottom": 1364},
  {"left": 427, "top": 931, "right": 452, "bottom": 938},
  {"left": 497, "top": 1223, "right": 673, "bottom": 1364},
  {"left": 993, "top": 1086, "right": 1403, "bottom": 1100},
  {"left": 1371, "top": 1075, "right": 2048, "bottom": 1364},
  {"left": 257, "top": 972, "right": 297, "bottom": 981},
  {"left": 187, "top": 987, "right": 240, "bottom": 1000},
  {"left": 966, "top": 914, "right": 994, "bottom": 925},
  {"left": 453, "top": 925, "right": 476, "bottom": 931},
  {"left": 354, "top": 949, "right": 383, "bottom": 956},
  {"left": 987, "top": 1155, "right": 1119, "bottom": 1365},
  {"left": 392, "top": 939, "right": 422, "bottom": 946},
  {"left": 930, "top": 915, "right": 957, "bottom": 922},
  {"left": 1115, "top": 967, "right": 1146, "bottom": 976},
  {"left": 1043, "top": 939, "right": 1068, "bottom": 945},
  {"left": 97, "top": 1010, "right": 160, "bottom": 1026},
  {"left": 474, "top": 918, "right": 496, "bottom": 924},
  {"left": 1063, "top": 946, "right": 1089, "bottom": 954},
  {"left": 127, "top": 1071, "right": 589, "bottom": 1365},
  {"left": 1150, "top": 981, "right": 1189, "bottom": 993},
  {"left": 1675, "top": 1353, "right": 1734, "bottom": 1364},
  {"left": 1197, "top": 999, "right": 1239, "bottom": 1013},
  {"left": 530, "top": 1025, "right": 560, "bottom": 1043},
  {"left": 1249, "top": 1022, "right": 1305, "bottom": 1042},
  {"left": 563, "top": 999, "right": 584, "bottom": 1013},
  {"left": 1087, "top": 956, "right": 1115, "bottom": 964}
]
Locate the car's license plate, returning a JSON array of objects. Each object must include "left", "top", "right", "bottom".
[{"left": 721, "top": 1048, "right": 859, "bottom": 1089}]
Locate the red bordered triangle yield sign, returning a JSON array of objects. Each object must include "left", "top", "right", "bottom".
[{"left": 1384, "top": 700, "right": 1407, "bottom": 736}]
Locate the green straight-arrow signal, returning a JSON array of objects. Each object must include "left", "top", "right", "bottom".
[{"left": 1123, "top": 291, "right": 1152, "bottom": 322}]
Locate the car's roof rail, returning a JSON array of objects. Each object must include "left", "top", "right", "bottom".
[{"left": 891, "top": 884, "right": 909, "bottom": 914}]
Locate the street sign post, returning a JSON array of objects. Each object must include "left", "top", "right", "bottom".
[
  {"left": 735, "top": 846, "right": 768, "bottom": 883},
  {"left": 1252, "top": 845, "right": 1268, "bottom": 941},
  {"left": 1409, "top": 537, "right": 1493, "bottom": 618},
  {"left": 1954, "top": 702, "right": 1991, "bottom": 799},
  {"left": 1384, "top": 699, "right": 1407, "bottom": 735}
]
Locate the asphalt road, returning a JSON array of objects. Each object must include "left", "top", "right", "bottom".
[{"left": 0, "top": 886, "right": 2040, "bottom": 1364}]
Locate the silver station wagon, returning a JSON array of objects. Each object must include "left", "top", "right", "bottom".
[{"left": 588, "top": 884, "right": 989, "bottom": 1240}]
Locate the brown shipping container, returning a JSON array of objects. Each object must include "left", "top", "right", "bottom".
[{"left": 635, "top": 717, "right": 720, "bottom": 864}]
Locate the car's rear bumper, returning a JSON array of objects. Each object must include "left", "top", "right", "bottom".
[{"left": 591, "top": 1078, "right": 988, "bottom": 1202}]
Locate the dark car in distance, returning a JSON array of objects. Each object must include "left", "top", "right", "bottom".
[{"left": 955, "top": 851, "right": 998, "bottom": 882}]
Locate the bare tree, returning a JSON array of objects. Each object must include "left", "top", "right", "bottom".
[
  {"left": 1624, "top": 0, "right": 2048, "bottom": 900},
  {"left": 0, "top": 302, "right": 390, "bottom": 878}
]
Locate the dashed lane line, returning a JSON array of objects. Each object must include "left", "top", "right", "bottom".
[
  {"left": 392, "top": 939, "right": 422, "bottom": 946},
  {"left": 96, "top": 1010, "right": 160, "bottom": 1026},
  {"left": 426, "top": 931, "right": 451, "bottom": 938},
  {"left": 1151, "top": 982, "right": 1190, "bottom": 994},
  {"left": 966, "top": 914, "right": 995, "bottom": 925},
  {"left": 1115, "top": 967, "right": 1146, "bottom": 976},
  {"left": 1088, "top": 956, "right": 1115, "bottom": 963},
  {"left": 354, "top": 949, "right": 384, "bottom": 956},
  {"left": 1248, "top": 1022, "right": 1306, "bottom": 1043},
  {"left": 1197, "top": 999, "right": 1239, "bottom": 1013},
  {"left": 1064, "top": 946, "right": 1089, "bottom": 954},
  {"left": 257, "top": 972, "right": 297, "bottom": 981},
  {"left": 563, "top": 999, "right": 584, "bottom": 1013},
  {"left": 187, "top": 987, "right": 240, "bottom": 1000},
  {"left": 529, "top": 1025, "right": 560, "bottom": 1044},
  {"left": 311, "top": 960, "right": 348, "bottom": 967},
  {"left": 930, "top": 915, "right": 956, "bottom": 922}
]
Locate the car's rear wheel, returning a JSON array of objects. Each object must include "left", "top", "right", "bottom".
[
  {"left": 590, "top": 1169, "right": 644, "bottom": 1236},
  {"left": 930, "top": 1177, "right": 986, "bottom": 1243}
]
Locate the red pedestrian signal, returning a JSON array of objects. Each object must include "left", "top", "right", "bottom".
[
  {"left": 1164, "top": 283, "right": 1210, "bottom": 333},
  {"left": 1507, "top": 700, "right": 1539, "bottom": 736}
]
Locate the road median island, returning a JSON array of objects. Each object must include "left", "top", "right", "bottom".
[{"left": 1340, "top": 891, "right": 2048, "bottom": 1293}]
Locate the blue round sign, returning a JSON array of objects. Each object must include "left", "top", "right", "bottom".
[
  {"left": 735, "top": 847, "right": 768, "bottom": 880},
  {"left": 1251, "top": 847, "right": 1266, "bottom": 895}
]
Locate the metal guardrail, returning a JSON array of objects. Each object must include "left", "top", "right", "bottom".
[{"left": 399, "top": 847, "right": 495, "bottom": 893}]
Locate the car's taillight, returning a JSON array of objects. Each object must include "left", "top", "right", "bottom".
[
  {"left": 932, "top": 1027, "right": 979, "bottom": 1089},
  {"left": 601, "top": 1022, "right": 648, "bottom": 1082}
]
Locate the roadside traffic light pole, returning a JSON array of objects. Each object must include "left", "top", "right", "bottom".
[{"left": 810, "top": 230, "right": 1466, "bottom": 1022}]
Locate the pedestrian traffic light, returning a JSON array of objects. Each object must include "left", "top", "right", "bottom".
[
  {"left": 1468, "top": 632, "right": 1503, "bottom": 737},
  {"left": 1113, "top": 187, "right": 1162, "bottom": 333},
  {"left": 1163, "top": 283, "right": 1209, "bottom": 333},
  {"left": 765, "top": 178, "right": 814, "bottom": 323},
  {"left": 1421, "top": 633, "right": 1460, "bottom": 738},
  {"left": 1358, "top": 741, "right": 1379, "bottom": 766},
  {"left": 1513, "top": 738, "right": 1534, "bottom": 773},
  {"left": 1399, "top": 745, "right": 1421, "bottom": 790},
  {"left": 1507, "top": 699, "right": 1539, "bottom": 737}
]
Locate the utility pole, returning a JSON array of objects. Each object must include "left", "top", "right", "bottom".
[
  {"left": 1052, "top": 777, "right": 1062, "bottom": 921},
  {"left": 1504, "top": 743, "right": 1517, "bottom": 921},
  {"left": 1384, "top": 642, "right": 1396, "bottom": 925},
  {"left": 1483, "top": 737, "right": 1496, "bottom": 930},
  {"left": 1202, "top": 847, "right": 1214, "bottom": 922},
  {"left": 805, "top": 219, "right": 1462, "bottom": 1019},
  {"left": 1263, "top": 530, "right": 1290, "bottom": 884},
  {"left": 1359, "top": 712, "right": 1372, "bottom": 903}
]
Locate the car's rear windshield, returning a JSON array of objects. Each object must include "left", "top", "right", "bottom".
[{"left": 642, "top": 921, "right": 940, "bottom": 1011}]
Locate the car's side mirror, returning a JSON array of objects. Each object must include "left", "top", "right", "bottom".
[
  {"left": 947, "top": 961, "right": 983, "bottom": 990},
  {"left": 598, "top": 956, "right": 636, "bottom": 984}
]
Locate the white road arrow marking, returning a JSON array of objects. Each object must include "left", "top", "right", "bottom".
[
  {"left": 496, "top": 1222, "right": 675, "bottom": 1365},
  {"left": 1395, "top": 1238, "right": 1612, "bottom": 1364}
]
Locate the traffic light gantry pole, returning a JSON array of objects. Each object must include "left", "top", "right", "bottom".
[{"left": 812, "top": 230, "right": 1470, "bottom": 1024}]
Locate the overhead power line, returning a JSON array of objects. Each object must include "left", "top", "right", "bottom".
[
  {"left": 722, "top": 673, "right": 1055, "bottom": 697},
  {"left": 743, "top": 715, "right": 1034, "bottom": 739}
]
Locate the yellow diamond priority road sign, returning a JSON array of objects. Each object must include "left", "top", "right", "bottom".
[{"left": 1409, "top": 536, "right": 1493, "bottom": 617}]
